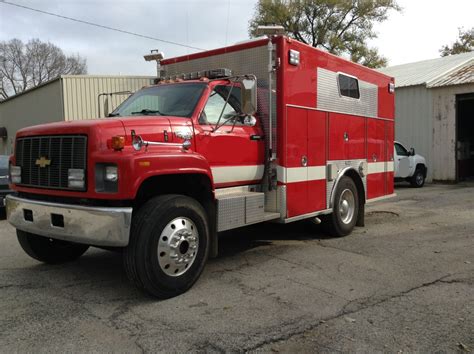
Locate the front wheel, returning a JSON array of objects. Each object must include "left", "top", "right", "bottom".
[
  {"left": 123, "top": 195, "right": 209, "bottom": 299},
  {"left": 323, "top": 176, "right": 359, "bottom": 237},
  {"left": 17, "top": 230, "right": 89, "bottom": 264},
  {"left": 410, "top": 168, "right": 425, "bottom": 188}
]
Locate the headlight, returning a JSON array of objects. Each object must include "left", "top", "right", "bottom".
[
  {"left": 95, "top": 163, "right": 118, "bottom": 193},
  {"left": 105, "top": 166, "right": 118, "bottom": 182},
  {"left": 68, "top": 168, "right": 85, "bottom": 189},
  {"left": 10, "top": 165, "right": 21, "bottom": 184}
]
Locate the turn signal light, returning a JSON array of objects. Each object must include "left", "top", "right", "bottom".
[{"left": 111, "top": 136, "right": 125, "bottom": 150}]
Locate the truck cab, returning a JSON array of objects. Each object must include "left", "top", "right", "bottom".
[{"left": 394, "top": 141, "right": 427, "bottom": 187}]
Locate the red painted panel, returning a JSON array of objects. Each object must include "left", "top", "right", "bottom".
[
  {"left": 367, "top": 119, "right": 385, "bottom": 164},
  {"left": 308, "top": 180, "right": 326, "bottom": 211},
  {"left": 329, "top": 113, "right": 365, "bottom": 161},
  {"left": 385, "top": 121, "right": 395, "bottom": 195},
  {"left": 307, "top": 110, "right": 327, "bottom": 211},
  {"left": 286, "top": 182, "right": 308, "bottom": 218},
  {"left": 367, "top": 173, "right": 385, "bottom": 199},
  {"left": 286, "top": 106, "right": 308, "bottom": 168}
]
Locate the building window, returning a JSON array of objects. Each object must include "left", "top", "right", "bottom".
[{"left": 338, "top": 73, "right": 360, "bottom": 99}]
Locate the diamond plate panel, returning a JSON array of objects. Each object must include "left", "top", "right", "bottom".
[
  {"left": 245, "top": 193, "right": 264, "bottom": 224},
  {"left": 217, "top": 195, "right": 245, "bottom": 232},
  {"left": 317, "top": 68, "right": 378, "bottom": 118}
]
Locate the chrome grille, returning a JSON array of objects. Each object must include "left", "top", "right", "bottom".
[{"left": 15, "top": 135, "right": 87, "bottom": 190}]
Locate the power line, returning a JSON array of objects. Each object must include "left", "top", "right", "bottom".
[{"left": 0, "top": 0, "right": 206, "bottom": 51}]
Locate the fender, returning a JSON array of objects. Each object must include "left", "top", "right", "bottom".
[
  {"left": 329, "top": 166, "right": 365, "bottom": 208},
  {"left": 129, "top": 150, "right": 214, "bottom": 199}
]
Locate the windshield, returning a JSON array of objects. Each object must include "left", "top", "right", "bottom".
[{"left": 112, "top": 83, "right": 206, "bottom": 118}]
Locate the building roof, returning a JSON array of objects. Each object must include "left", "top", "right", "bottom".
[
  {"left": 0, "top": 75, "right": 155, "bottom": 104},
  {"left": 378, "top": 51, "right": 474, "bottom": 88}
]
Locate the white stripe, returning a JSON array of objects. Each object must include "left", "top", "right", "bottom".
[
  {"left": 368, "top": 162, "right": 386, "bottom": 174},
  {"left": 387, "top": 161, "right": 394, "bottom": 172},
  {"left": 211, "top": 165, "right": 264, "bottom": 184},
  {"left": 277, "top": 165, "right": 326, "bottom": 184},
  {"left": 308, "top": 166, "right": 326, "bottom": 180}
]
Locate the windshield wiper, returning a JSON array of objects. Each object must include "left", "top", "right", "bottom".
[
  {"left": 107, "top": 112, "right": 120, "bottom": 117},
  {"left": 131, "top": 109, "right": 164, "bottom": 116}
]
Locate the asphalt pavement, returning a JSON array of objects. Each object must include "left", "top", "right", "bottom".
[{"left": 0, "top": 183, "right": 473, "bottom": 352}]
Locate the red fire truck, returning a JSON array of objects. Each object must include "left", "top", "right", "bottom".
[{"left": 6, "top": 35, "right": 395, "bottom": 298}]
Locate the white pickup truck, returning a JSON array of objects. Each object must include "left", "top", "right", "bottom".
[{"left": 394, "top": 141, "right": 427, "bottom": 187}]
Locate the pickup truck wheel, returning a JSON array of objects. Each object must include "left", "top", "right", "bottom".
[
  {"left": 323, "top": 176, "right": 359, "bottom": 237},
  {"left": 17, "top": 230, "right": 89, "bottom": 264},
  {"left": 124, "top": 195, "right": 209, "bottom": 299},
  {"left": 410, "top": 168, "right": 425, "bottom": 188}
]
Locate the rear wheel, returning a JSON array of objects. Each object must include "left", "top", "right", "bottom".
[
  {"left": 17, "top": 230, "right": 89, "bottom": 264},
  {"left": 410, "top": 168, "right": 425, "bottom": 188},
  {"left": 123, "top": 194, "right": 209, "bottom": 299},
  {"left": 323, "top": 176, "right": 359, "bottom": 237}
]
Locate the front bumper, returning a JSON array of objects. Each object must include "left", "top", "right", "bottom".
[{"left": 6, "top": 195, "right": 132, "bottom": 247}]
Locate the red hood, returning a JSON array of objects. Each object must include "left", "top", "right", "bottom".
[{"left": 16, "top": 116, "right": 194, "bottom": 151}]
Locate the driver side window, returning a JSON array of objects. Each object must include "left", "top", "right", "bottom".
[
  {"left": 200, "top": 85, "right": 242, "bottom": 125},
  {"left": 201, "top": 91, "right": 235, "bottom": 125},
  {"left": 395, "top": 143, "right": 409, "bottom": 156}
]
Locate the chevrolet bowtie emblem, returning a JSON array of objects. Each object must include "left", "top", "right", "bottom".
[{"left": 35, "top": 156, "right": 51, "bottom": 168}]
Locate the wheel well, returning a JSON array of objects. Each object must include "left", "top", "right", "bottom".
[
  {"left": 344, "top": 169, "right": 366, "bottom": 205},
  {"left": 134, "top": 173, "right": 218, "bottom": 258},
  {"left": 344, "top": 169, "right": 366, "bottom": 227},
  {"left": 134, "top": 173, "right": 214, "bottom": 210},
  {"left": 416, "top": 164, "right": 427, "bottom": 177}
]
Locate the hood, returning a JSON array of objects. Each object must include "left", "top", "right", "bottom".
[
  {"left": 16, "top": 118, "right": 127, "bottom": 152},
  {"left": 16, "top": 116, "right": 194, "bottom": 151}
]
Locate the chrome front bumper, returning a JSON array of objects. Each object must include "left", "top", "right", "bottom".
[{"left": 6, "top": 195, "right": 132, "bottom": 247}]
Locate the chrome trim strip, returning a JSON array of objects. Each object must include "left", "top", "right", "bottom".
[
  {"left": 286, "top": 104, "right": 394, "bottom": 121},
  {"left": 366, "top": 193, "right": 397, "bottom": 203},
  {"left": 281, "top": 208, "right": 332, "bottom": 224},
  {"left": 6, "top": 195, "right": 132, "bottom": 247}
]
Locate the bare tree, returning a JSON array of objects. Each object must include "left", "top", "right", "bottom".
[{"left": 0, "top": 38, "right": 87, "bottom": 100}]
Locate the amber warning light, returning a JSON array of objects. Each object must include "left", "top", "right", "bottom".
[{"left": 111, "top": 136, "right": 125, "bottom": 150}]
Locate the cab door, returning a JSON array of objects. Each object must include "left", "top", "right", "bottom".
[
  {"left": 394, "top": 142, "right": 411, "bottom": 178},
  {"left": 193, "top": 83, "right": 265, "bottom": 188}
]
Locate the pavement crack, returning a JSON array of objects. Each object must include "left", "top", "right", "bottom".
[{"left": 248, "top": 273, "right": 471, "bottom": 351}]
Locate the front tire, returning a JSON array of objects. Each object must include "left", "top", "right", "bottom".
[
  {"left": 123, "top": 195, "right": 209, "bottom": 299},
  {"left": 323, "top": 176, "right": 359, "bottom": 237},
  {"left": 410, "top": 168, "right": 425, "bottom": 188},
  {"left": 17, "top": 230, "right": 89, "bottom": 264}
]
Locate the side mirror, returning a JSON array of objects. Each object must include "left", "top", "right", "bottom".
[
  {"left": 243, "top": 115, "right": 257, "bottom": 127},
  {"left": 409, "top": 147, "right": 415, "bottom": 156},
  {"left": 241, "top": 78, "right": 257, "bottom": 116}
]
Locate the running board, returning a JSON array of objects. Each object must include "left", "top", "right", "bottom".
[{"left": 216, "top": 191, "right": 280, "bottom": 232}]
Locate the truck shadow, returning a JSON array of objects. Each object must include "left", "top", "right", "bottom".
[{"left": 16, "top": 221, "right": 330, "bottom": 301}]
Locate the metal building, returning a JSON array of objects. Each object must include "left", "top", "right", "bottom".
[
  {"left": 0, "top": 75, "right": 154, "bottom": 155},
  {"left": 379, "top": 52, "right": 474, "bottom": 182}
]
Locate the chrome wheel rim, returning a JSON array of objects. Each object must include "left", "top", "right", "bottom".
[
  {"left": 339, "top": 189, "right": 355, "bottom": 224},
  {"left": 157, "top": 217, "right": 199, "bottom": 277}
]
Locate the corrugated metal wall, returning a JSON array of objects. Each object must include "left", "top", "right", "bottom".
[
  {"left": 431, "top": 84, "right": 474, "bottom": 181},
  {"left": 0, "top": 80, "right": 64, "bottom": 155},
  {"left": 61, "top": 76, "right": 154, "bottom": 120},
  {"left": 394, "top": 85, "right": 433, "bottom": 181}
]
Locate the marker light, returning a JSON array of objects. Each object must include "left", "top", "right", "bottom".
[{"left": 111, "top": 136, "right": 125, "bottom": 150}]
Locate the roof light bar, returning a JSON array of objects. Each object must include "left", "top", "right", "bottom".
[{"left": 158, "top": 68, "right": 233, "bottom": 82}]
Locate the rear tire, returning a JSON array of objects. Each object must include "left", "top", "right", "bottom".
[
  {"left": 123, "top": 195, "right": 209, "bottom": 299},
  {"left": 410, "top": 168, "right": 425, "bottom": 188},
  {"left": 17, "top": 230, "right": 89, "bottom": 264},
  {"left": 323, "top": 176, "right": 359, "bottom": 237}
]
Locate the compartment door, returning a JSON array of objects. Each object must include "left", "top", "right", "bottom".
[
  {"left": 367, "top": 119, "right": 386, "bottom": 199},
  {"left": 285, "top": 106, "right": 309, "bottom": 217}
]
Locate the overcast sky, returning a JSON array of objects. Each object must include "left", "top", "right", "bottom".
[{"left": 1, "top": 0, "right": 473, "bottom": 76}]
